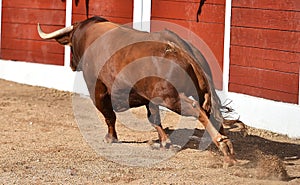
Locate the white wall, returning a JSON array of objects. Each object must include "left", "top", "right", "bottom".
[
  {"left": 0, "top": 0, "right": 299, "bottom": 138},
  {"left": 0, "top": 60, "right": 89, "bottom": 95},
  {"left": 228, "top": 92, "right": 300, "bottom": 138}
]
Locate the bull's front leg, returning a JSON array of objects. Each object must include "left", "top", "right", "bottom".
[
  {"left": 198, "top": 109, "right": 237, "bottom": 167},
  {"left": 146, "top": 102, "right": 170, "bottom": 148},
  {"left": 94, "top": 93, "right": 118, "bottom": 143},
  {"left": 92, "top": 81, "right": 118, "bottom": 143}
]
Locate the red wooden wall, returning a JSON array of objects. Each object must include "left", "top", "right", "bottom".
[
  {"left": 229, "top": 0, "right": 300, "bottom": 104},
  {"left": 151, "top": 0, "right": 226, "bottom": 70},
  {"left": 1, "top": 0, "right": 66, "bottom": 65},
  {"left": 72, "top": 0, "right": 133, "bottom": 24}
]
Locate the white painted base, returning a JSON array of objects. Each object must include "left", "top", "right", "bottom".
[
  {"left": 0, "top": 60, "right": 89, "bottom": 95},
  {"left": 0, "top": 60, "right": 299, "bottom": 138},
  {"left": 227, "top": 92, "right": 300, "bottom": 138}
]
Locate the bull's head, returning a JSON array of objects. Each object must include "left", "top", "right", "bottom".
[
  {"left": 38, "top": 16, "right": 109, "bottom": 71},
  {"left": 37, "top": 23, "right": 81, "bottom": 71}
]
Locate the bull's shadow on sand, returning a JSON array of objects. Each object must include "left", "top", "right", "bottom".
[
  {"left": 163, "top": 126, "right": 300, "bottom": 180},
  {"left": 167, "top": 127, "right": 300, "bottom": 161},
  {"left": 122, "top": 126, "right": 300, "bottom": 163}
]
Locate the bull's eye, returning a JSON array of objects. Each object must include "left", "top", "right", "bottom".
[{"left": 192, "top": 102, "right": 197, "bottom": 108}]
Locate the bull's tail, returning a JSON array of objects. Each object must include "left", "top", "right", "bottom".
[
  {"left": 190, "top": 62, "right": 224, "bottom": 125},
  {"left": 190, "top": 61, "right": 247, "bottom": 134}
]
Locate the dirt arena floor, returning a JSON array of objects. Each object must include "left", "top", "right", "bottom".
[{"left": 0, "top": 79, "right": 299, "bottom": 184}]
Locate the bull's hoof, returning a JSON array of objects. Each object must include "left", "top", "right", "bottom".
[
  {"left": 148, "top": 139, "right": 181, "bottom": 151},
  {"left": 148, "top": 141, "right": 161, "bottom": 150},
  {"left": 161, "top": 138, "right": 172, "bottom": 148},
  {"left": 223, "top": 155, "right": 237, "bottom": 168},
  {"left": 104, "top": 134, "right": 118, "bottom": 144},
  {"left": 215, "top": 134, "right": 237, "bottom": 167},
  {"left": 223, "top": 120, "right": 248, "bottom": 137},
  {"left": 169, "top": 144, "right": 182, "bottom": 152}
]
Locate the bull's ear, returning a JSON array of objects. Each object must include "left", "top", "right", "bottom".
[{"left": 55, "top": 34, "right": 72, "bottom": 46}]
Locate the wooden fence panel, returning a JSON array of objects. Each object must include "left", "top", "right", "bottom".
[
  {"left": 72, "top": 0, "right": 133, "bottom": 24},
  {"left": 230, "top": 0, "right": 300, "bottom": 104},
  {"left": 151, "top": 0, "right": 226, "bottom": 74},
  {"left": 1, "top": 0, "right": 66, "bottom": 65}
]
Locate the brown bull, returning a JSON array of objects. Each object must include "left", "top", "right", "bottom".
[{"left": 38, "top": 16, "right": 237, "bottom": 165}]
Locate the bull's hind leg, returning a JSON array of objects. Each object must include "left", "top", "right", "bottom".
[
  {"left": 165, "top": 93, "right": 236, "bottom": 166},
  {"left": 146, "top": 103, "right": 170, "bottom": 148},
  {"left": 198, "top": 110, "right": 236, "bottom": 167}
]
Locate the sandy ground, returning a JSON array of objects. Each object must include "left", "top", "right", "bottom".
[{"left": 0, "top": 79, "right": 299, "bottom": 184}]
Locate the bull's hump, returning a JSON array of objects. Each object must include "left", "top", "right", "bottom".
[
  {"left": 84, "top": 22, "right": 120, "bottom": 47},
  {"left": 88, "top": 22, "right": 119, "bottom": 34}
]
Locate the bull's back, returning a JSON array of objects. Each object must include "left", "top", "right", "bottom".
[{"left": 99, "top": 41, "right": 208, "bottom": 103}]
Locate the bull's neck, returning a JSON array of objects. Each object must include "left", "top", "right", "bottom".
[{"left": 85, "top": 22, "right": 120, "bottom": 46}]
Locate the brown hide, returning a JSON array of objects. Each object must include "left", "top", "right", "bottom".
[
  {"left": 79, "top": 28, "right": 210, "bottom": 108},
  {"left": 76, "top": 18, "right": 222, "bottom": 122},
  {"left": 40, "top": 16, "right": 223, "bottom": 127},
  {"left": 96, "top": 41, "right": 208, "bottom": 116}
]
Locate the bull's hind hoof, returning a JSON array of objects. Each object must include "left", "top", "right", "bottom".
[
  {"left": 161, "top": 138, "right": 172, "bottom": 149},
  {"left": 104, "top": 134, "right": 118, "bottom": 143},
  {"left": 169, "top": 144, "right": 182, "bottom": 152},
  {"left": 148, "top": 139, "right": 181, "bottom": 152},
  {"left": 148, "top": 141, "right": 161, "bottom": 150},
  {"left": 223, "top": 155, "right": 237, "bottom": 168},
  {"left": 215, "top": 134, "right": 237, "bottom": 167},
  {"left": 223, "top": 120, "right": 248, "bottom": 137},
  {"left": 161, "top": 139, "right": 182, "bottom": 152}
]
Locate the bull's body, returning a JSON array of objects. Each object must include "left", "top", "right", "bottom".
[{"left": 38, "top": 16, "right": 236, "bottom": 165}]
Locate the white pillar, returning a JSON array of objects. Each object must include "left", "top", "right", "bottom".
[
  {"left": 133, "top": 0, "right": 151, "bottom": 32},
  {"left": 0, "top": 0, "right": 3, "bottom": 53},
  {"left": 299, "top": 67, "right": 300, "bottom": 105},
  {"left": 64, "top": 0, "right": 72, "bottom": 67},
  {"left": 222, "top": 0, "right": 232, "bottom": 93}
]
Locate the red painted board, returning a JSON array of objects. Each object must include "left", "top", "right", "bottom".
[
  {"left": 229, "top": 65, "right": 299, "bottom": 94},
  {"left": 231, "top": 27, "right": 300, "bottom": 53},
  {"left": 230, "top": 45, "right": 300, "bottom": 74},
  {"left": 232, "top": 0, "right": 300, "bottom": 11},
  {"left": 231, "top": 8, "right": 300, "bottom": 31},
  {"left": 3, "top": 0, "right": 66, "bottom": 10},
  {"left": 229, "top": 83, "right": 298, "bottom": 104},
  {"left": 2, "top": 7, "right": 65, "bottom": 25},
  {"left": 1, "top": 38, "right": 64, "bottom": 55},
  {"left": 152, "top": 0, "right": 225, "bottom": 23},
  {"left": 1, "top": 49, "right": 64, "bottom": 65},
  {"left": 158, "top": 0, "right": 225, "bottom": 5},
  {"left": 72, "top": 0, "right": 133, "bottom": 19}
]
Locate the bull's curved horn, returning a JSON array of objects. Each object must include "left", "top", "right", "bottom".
[{"left": 37, "top": 23, "right": 74, "bottom": 39}]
